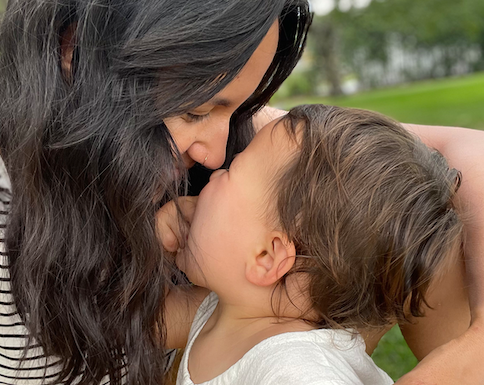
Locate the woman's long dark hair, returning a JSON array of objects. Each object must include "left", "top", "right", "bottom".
[{"left": 0, "top": 1, "right": 311, "bottom": 384}]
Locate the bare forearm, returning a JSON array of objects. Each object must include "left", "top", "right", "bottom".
[
  {"left": 398, "top": 123, "right": 484, "bottom": 383},
  {"left": 252, "top": 106, "right": 287, "bottom": 132},
  {"left": 396, "top": 321, "right": 484, "bottom": 385},
  {"left": 404, "top": 123, "right": 484, "bottom": 316},
  {"left": 399, "top": 254, "right": 470, "bottom": 361}
]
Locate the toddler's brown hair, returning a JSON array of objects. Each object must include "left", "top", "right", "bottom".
[{"left": 274, "top": 104, "right": 462, "bottom": 329}]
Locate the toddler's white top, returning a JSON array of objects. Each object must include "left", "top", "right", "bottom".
[{"left": 176, "top": 292, "right": 394, "bottom": 385}]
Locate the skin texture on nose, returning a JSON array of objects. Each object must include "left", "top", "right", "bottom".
[{"left": 164, "top": 21, "right": 280, "bottom": 170}]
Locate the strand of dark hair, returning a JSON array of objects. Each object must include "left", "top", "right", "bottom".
[{"left": 0, "top": 1, "right": 311, "bottom": 384}]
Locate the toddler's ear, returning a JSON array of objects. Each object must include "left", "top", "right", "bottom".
[{"left": 246, "top": 233, "right": 296, "bottom": 287}]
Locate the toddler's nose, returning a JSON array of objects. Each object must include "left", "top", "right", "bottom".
[{"left": 209, "top": 168, "right": 227, "bottom": 182}]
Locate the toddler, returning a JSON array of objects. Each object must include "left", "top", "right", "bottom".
[{"left": 165, "top": 104, "right": 463, "bottom": 385}]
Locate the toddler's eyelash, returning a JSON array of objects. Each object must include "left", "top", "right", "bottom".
[{"left": 186, "top": 112, "right": 209, "bottom": 122}]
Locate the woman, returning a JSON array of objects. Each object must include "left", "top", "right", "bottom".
[{"left": 0, "top": 1, "right": 311, "bottom": 384}]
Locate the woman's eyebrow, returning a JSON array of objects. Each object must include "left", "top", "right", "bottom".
[{"left": 208, "top": 97, "right": 232, "bottom": 108}]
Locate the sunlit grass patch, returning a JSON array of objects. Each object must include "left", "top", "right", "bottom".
[{"left": 273, "top": 72, "right": 484, "bottom": 130}]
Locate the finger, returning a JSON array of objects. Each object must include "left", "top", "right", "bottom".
[
  {"left": 156, "top": 196, "right": 198, "bottom": 252},
  {"left": 178, "top": 196, "right": 198, "bottom": 224},
  {"left": 156, "top": 201, "right": 180, "bottom": 252},
  {"left": 253, "top": 106, "right": 288, "bottom": 133},
  {"left": 156, "top": 218, "right": 179, "bottom": 252}
]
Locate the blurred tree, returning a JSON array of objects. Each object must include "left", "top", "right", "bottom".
[
  {"left": 308, "top": 0, "right": 484, "bottom": 91},
  {"left": 308, "top": 16, "right": 343, "bottom": 96}
]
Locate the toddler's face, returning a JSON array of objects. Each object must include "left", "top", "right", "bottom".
[{"left": 177, "top": 117, "right": 297, "bottom": 291}]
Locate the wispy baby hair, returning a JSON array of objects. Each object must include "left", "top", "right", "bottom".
[{"left": 276, "top": 104, "right": 463, "bottom": 329}]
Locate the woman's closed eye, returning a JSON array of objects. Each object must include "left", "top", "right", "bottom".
[{"left": 185, "top": 112, "right": 210, "bottom": 123}]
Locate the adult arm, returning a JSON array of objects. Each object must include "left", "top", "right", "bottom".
[
  {"left": 396, "top": 123, "right": 484, "bottom": 384},
  {"left": 252, "top": 106, "right": 287, "bottom": 132},
  {"left": 395, "top": 322, "right": 484, "bottom": 385},
  {"left": 357, "top": 123, "right": 484, "bottom": 383},
  {"left": 403, "top": 123, "right": 484, "bottom": 316},
  {"left": 164, "top": 285, "right": 210, "bottom": 349},
  {"left": 257, "top": 107, "right": 484, "bottom": 381}
]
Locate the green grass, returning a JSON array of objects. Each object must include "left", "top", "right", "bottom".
[
  {"left": 371, "top": 326, "right": 418, "bottom": 381},
  {"left": 272, "top": 73, "right": 484, "bottom": 380},
  {"left": 272, "top": 72, "right": 484, "bottom": 130}
]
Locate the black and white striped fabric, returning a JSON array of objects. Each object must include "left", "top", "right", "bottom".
[{"left": 0, "top": 220, "right": 64, "bottom": 384}]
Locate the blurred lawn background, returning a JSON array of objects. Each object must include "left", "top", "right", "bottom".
[{"left": 272, "top": 71, "right": 484, "bottom": 131}]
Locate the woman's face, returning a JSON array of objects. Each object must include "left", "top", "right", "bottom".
[{"left": 164, "top": 21, "right": 279, "bottom": 171}]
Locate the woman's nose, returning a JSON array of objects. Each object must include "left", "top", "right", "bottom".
[{"left": 188, "top": 118, "right": 230, "bottom": 169}]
